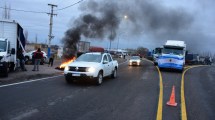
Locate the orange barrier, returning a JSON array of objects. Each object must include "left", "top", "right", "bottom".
[{"left": 167, "top": 85, "right": 177, "bottom": 107}]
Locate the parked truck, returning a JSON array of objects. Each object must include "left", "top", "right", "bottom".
[
  {"left": 185, "top": 53, "right": 199, "bottom": 65},
  {"left": 76, "top": 41, "right": 90, "bottom": 57},
  {"left": 0, "top": 20, "right": 26, "bottom": 77},
  {"left": 157, "top": 40, "right": 186, "bottom": 71},
  {"left": 89, "top": 46, "right": 105, "bottom": 52}
]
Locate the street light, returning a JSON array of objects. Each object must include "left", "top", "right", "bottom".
[{"left": 117, "top": 31, "right": 126, "bottom": 50}]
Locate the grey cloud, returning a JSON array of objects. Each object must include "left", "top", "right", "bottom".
[{"left": 62, "top": 0, "right": 215, "bottom": 58}]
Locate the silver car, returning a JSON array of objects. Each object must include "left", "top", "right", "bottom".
[{"left": 128, "top": 56, "right": 141, "bottom": 66}]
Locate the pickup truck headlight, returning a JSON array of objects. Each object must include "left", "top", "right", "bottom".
[
  {"left": 87, "top": 67, "right": 95, "bottom": 72},
  {"left": 64, "top": 66, "right": 69, "bottom": 71}
]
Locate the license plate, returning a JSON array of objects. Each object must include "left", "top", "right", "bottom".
[{"left": 73, "top": 73, "right": 80, "bottom": 76}]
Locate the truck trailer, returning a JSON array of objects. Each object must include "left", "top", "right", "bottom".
[
  {"left": 0, "top": 20, "right": 26, "bottom": 77},
  {"left": 157, "top": 40, "right": 186, "bottom": 71}
]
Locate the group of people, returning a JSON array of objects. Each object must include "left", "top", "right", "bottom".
[{"left": 18, "top": 48, "right": 55, "bottom": 72}]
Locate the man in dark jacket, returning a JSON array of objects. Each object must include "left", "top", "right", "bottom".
[
  {"left": 48, "top": 53, "right": 55, "bottom": 67},
  {"left": 17, "top": 49, "right": 27, "bottom": 71},
  {"left": 32, "top": 48, "right": 43, "bottom": 71}
]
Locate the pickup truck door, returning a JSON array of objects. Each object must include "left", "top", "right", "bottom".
[
  {"left": 102, "top": 55, "right": 110, "bottom": 77},
  {"left": 107, "top": 54, "right": 114, "bottom": 74}
]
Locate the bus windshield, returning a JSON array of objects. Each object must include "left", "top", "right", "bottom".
[{"left": 163, "top": 47, "right": 183, "bottom": 55}]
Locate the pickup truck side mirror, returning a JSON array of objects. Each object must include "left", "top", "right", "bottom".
[
  {"left": 11, "top": 48, "right": 15, "bottom": 55},
  {"left": 103, "top": 60, "right": 108, "bottom": 64}
]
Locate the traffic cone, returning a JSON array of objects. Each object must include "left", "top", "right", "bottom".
[{"left": 166, "top": 85, "right": 177, "bottom": 107}]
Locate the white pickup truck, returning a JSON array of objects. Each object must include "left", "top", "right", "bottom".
[{"left": 64, "top": 52, "right": 118, "bottom": 85}]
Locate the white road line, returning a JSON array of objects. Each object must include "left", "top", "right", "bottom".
[
  {"left": 0, "top": 75, "right": 63, "bottom": 88},
  {"left": 10, "top": 108, "right": 39, "bottom": 120}
]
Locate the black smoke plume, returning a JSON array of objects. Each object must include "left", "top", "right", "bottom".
[
  {"left": 62, "top": 0, "right": 195, "bottom": 58},
  {"left": 62, "top": 1, "right": 120, "bottom": 59}
]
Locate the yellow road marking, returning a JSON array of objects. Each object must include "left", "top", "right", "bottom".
[
  {"left": 181, "top": 68, "right": 190, "bottom": 120},
  {"left": 144, "top": 58, "right": 207, "bottom": 120},
  {"left": 181, "top": 65, "right": 206, "bottom": 120},
  {"left": 184, "top": 66, "right": 190, "bottom": 69},
  {"left": 143, "top": 59, "right": 163, "bottom": 120},
  {"left": 156, "top": 66, "right": 163, "bottom": 120}
]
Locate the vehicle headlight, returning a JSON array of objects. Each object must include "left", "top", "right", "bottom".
[
  {"left": 64, "top": 66, "right": 69, "bottom": 71},
  {"left": 129, "top": 60, "right": 132, "bottom": 63},
  {"left": 137, "top": 60, "right": 141, "bottom": 63},
  {"left": 87, "top": 67, "right": 95, "bottom": 72}
]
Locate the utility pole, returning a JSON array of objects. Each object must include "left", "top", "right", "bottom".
[
  {"left": 47, "top": 4, "right": 57, "bottom": 58},
  {"left": 35, "top": 34, "right": 37, "bottom": 44},
  {"left": 109, "top": 22, "right": 113, "bottom": 52}
]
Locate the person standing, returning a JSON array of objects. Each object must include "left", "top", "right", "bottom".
[
  {"left": 17, "top": 49, "right": 27, "bottom": 71},
  {"left": 32, "top": 48, "right": 43, "bottom": 71},
  {"left": 48, "top": 53, "right": 55, "bottom": 67}
]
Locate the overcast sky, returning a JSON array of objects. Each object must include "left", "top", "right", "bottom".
[{"left": 0, "top": 0, "right": 215, "bottom": 54}]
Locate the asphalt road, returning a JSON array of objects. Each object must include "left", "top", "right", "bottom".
[
  {"left": 0, "top": 60, "right": 159, "bottom": 120},
  {"left": 184, "top": 66, "right": 215, "bottom": 120},
  {"left": 0, "top": 60, "right": 214, "bottom": 120},
  {"left": 160, "top": 69, "right": 182, "bottom": 120}
]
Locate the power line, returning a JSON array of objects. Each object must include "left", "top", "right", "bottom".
[
  {"left": 0, "top": 0, "right": 84, "bottom": 14},
  {"left": 55, "top": 0, "right": 68, "bottom": 6},
  {"left": 55, "top": 0, "right": 84, "bottom": 11},
  {"left": 0, "top": 6, "right": 47, "bottom": 14}
]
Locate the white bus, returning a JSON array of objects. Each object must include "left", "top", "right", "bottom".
[{"left": 158, "top": 40, "right": 186, "bottom": 71}]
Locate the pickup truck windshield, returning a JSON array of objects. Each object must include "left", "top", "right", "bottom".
[
  {"left": 163, "top": 48, "right": 183, "bottom": 55},
  {"left": 0, "top": 41, "right": 7, "bottom": 52},
  {"left": 131, "top": 56, "right": 140, "bottom": 59},
  {"left": 76, "top": 54, "right": 102, "bottom": 62}
]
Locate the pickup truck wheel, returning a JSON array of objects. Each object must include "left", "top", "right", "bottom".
[
  {"left": 111, "top": 68, "right": 117, "bottom": 78},
  {"left": 65, "top": 76, "right": 74, "bottom": 84},
  {"left": 96, "top": 72, "right": 103, "bottom": 85}
]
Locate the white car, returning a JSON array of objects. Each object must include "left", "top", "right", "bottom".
[
  {"left": 24, "top": 50, "right": 48, "bottom": 64},
  {"left": 64, "top": 52, "right": 118, "bottom": 85},
  {"left": 129, "top": 56, "right": 141, "bottom": 66}
]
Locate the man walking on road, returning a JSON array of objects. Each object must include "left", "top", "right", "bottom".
[
  {"left": 17, "top": 49, "right": 27, "bottom": 71},
  {"left": 32, "top": 48, "right": 43, "bottom": 71},
  {"left": 48, "top": 53, "right": 55, "bottom": 67}
]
